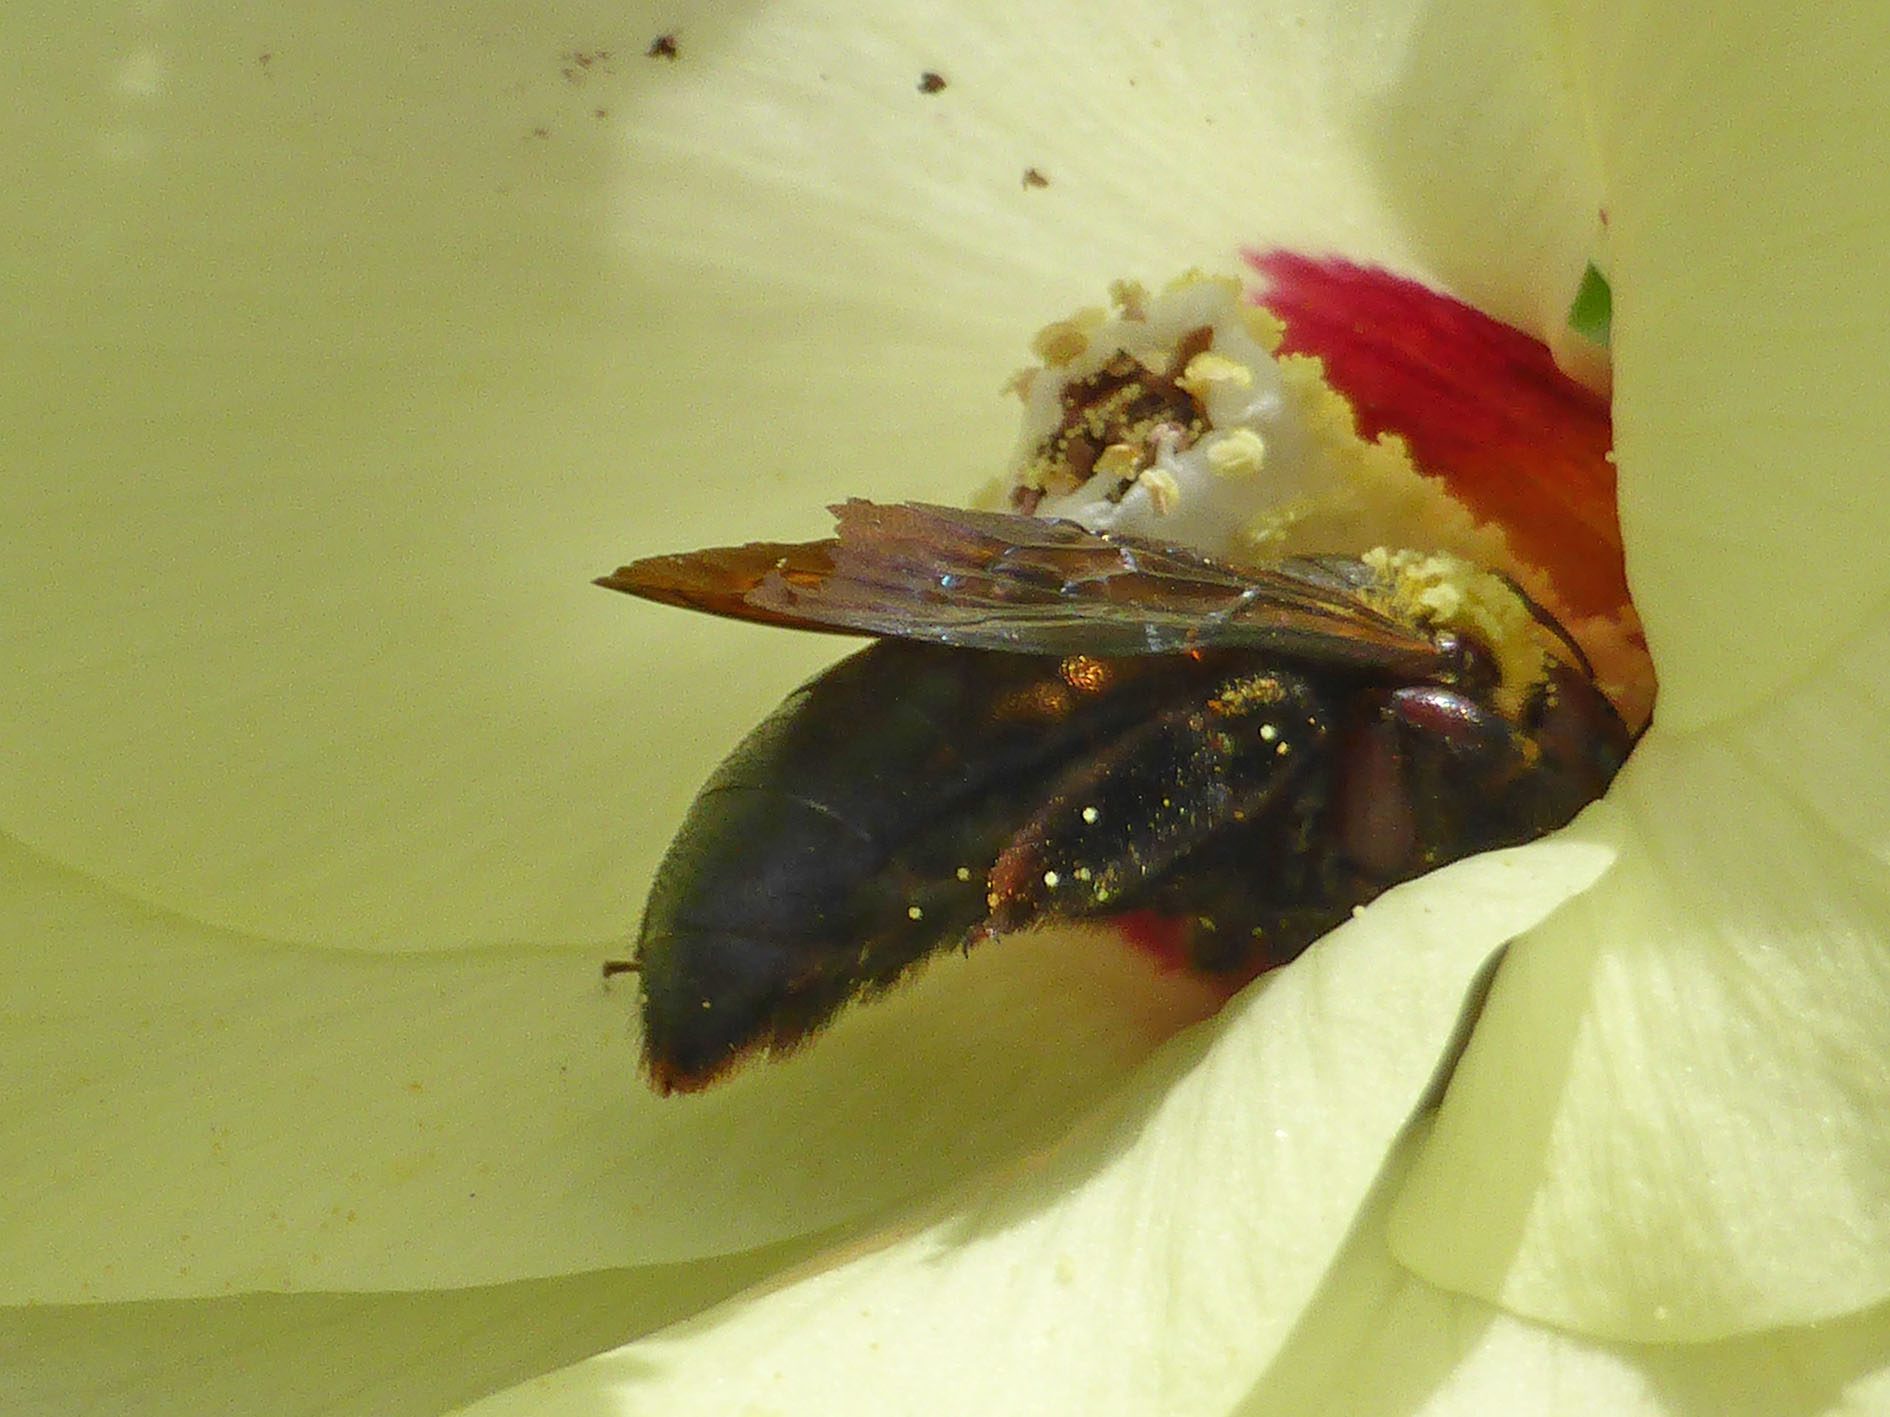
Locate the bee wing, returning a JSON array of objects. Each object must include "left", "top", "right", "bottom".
[{"left": 600, "top": 500, "right": 1447, "bottom": 675}]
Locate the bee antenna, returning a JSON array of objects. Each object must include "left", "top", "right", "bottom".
[{"left": 1490, "top": 571, "right": 1596, "bottom": 681}]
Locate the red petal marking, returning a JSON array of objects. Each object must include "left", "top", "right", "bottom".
[
  {"left": 1246, "top": 251, "right": 1627, "bottom": 622},
  {"left": 1111, "top": 909, "right": 1195, "bottom": 972}
]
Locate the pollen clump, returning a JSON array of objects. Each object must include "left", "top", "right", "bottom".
[
  {"left": 1092, "top": 442, "right": 1142, "bottom": 483},
  {"left": 1238, "top": 302, "right": 1286, "bottom": 352},
  {"left": 1207, "top": 428, "right": 1267, "bottom": 479},
  {"left": 1163, "top": 268, "right": 1242, "bottom": 300},
  {"left": 1031, "top": 308, "right": 1107, "bottom": 367},
  {"left": 1108, "top": 278, "right": 1150, "bottom": 320},
  {"left": 1178, "top": 351, "right": 1254, "bottom": 400},
  {"left": 1209, "top": 673, "right": 1288, "bottom": 712},
  {"left": 1364, "top": 546, "right": 1546, "bottom": 714},
  {"left": 1137, "top": 466, "right": 1181, "bottom": 515}
]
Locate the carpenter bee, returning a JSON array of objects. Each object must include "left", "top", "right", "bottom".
[{"left": 600, "top": 500, "right": 1631, "bottom": 1094}]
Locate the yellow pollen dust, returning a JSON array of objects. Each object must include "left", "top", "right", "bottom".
[
  {"left": 1238, "top": 302, "right": 1286, "bottom": 352},
  {"left": 1108, "top": 278, "right": 1150, "bottom": 320},
  {"left": 1042, "top": 870, "right": 1061, "bottom": 888},
  {"left": 1092, "top": 443, "right": 1142, "bottom": 482},
  {"left": 1137, "top": 467, "right": 1181, "bottom": 515},
  {"left": 1162, "top": 268, "right": 1242, "bottom": 299},
  {"left": 1060, "top": 655, "right": 1111, "bottom": 692},
  {"left": 1207, "top": 427, "right": 1267, "bottom": 479},
  {"left": 1208, "top": 674, "right": 1287, "bottom": 712},
  {"left": 1081, "top": 805, "right": 1101, "bottom": 824},
  {"left": 1031, "top": 307, "right": 1106, "bottom": 367},
  {"left": 1177, "top": 351, "right": 1254, "bottom": 400},
  {"left": 1363, "top": 547, "right": 1547, "bottom": 713}
]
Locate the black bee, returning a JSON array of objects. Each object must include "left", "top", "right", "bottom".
[{"left": 600, "top": 500, "right": 1631, "bottom": 1093}]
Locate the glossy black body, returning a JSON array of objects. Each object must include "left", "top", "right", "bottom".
[{"left": 604, "top": 503, "right": 1632, "bottom": 1092}]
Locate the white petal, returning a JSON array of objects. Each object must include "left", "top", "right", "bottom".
[
  {"left": 1560, "top": 1, "right": 1890, "bottom": 729},
  {"left": 450, "top": 835, "right": 1616, "bottom": 1417},
  {"left": 1246, "top": 1133, "right": 1890, "bottom": 1416},
  {"left": 7, "top": 0, "right": 1595, "bottom": 947},
  {"left": 1, "top": 1251, "right": 790, "bottom": 1417},
  {"left": 0, "top": 833, "right": 1225, "bottom": 1302},
  {"left": 1393, "top": 614, "right": 1890, "bottom": 1339}
]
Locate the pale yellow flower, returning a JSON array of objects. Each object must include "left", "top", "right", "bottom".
[{"left": 8, "top": 2, "right": 1890, "bottom": 1414}]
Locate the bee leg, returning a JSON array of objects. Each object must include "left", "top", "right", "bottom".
[
  {"left": 1331, "top": 702, "right": 1419, "bottom": 880},
  {"left": 985, "top": 668, "right": 1329, "bottom": 934}
]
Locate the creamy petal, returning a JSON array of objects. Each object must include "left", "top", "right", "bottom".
[
  {"left": 1246, "top": 1132, "right": 1890, "bottom": 1416},
  {"left": 0, "top": 1250, "right": 794, "bottom": 1417},
  {"left": 8, "top": 0, "right": 1591, "bottom": 948},
  {"left": 1563, "top": 0, "right": 1890, "bottom": 729},
  {"left": 1394, "top": 613, "right": 1890, "bottom": 1339},
  {"left": 449, "top": 835, "right": 1616, "bottom": 1417},
  {"left": 0, "top": 831, "right": 1226, "bottom": 1302}
]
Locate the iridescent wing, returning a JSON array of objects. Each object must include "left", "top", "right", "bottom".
[{"left": 600, "top": 500, "right": 1447, "bottom": 676}]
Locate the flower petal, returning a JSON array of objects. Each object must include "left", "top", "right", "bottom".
[
  {"left": 449, "top": 833, "right": 1616, "bottom": 1417},
  {"left": 0, "top": 831, "right": 1227, "bottom": 1302},
  {"left": 8, "top": 0, "right": 1590, "bottom": 946},
  {"left": 1, "top": 1249, "right": 793, "bottom": 1417},
  {"left": 1566, "top": 0, "right": 1890, "bottom": 729},
  {"left": 1393, "top": 613, "right": 1890, "bottom": 1339},
  {"left": 1246, "top": 1133, "right": 1890, "bottom": 1416}
]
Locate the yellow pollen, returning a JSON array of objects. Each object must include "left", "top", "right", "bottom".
[
  {"left": 1108, "top": 278, "right": 1150, "bottom": 320},
  {"left": 1081, "top": 805, "right": 1100, "bottom": 824},
  {"left": 1207, "top": 427, "right": 1267, "bottom": 479},
  {"left": 1138, "top": 467, "right": 1181, "bottom": 515},
  {"left": 1162, "top": 268, "right": 1241, "bottom": 299},
  {"left": 1031, "top": 307, "right": 1106, "bottom": 367},
  {"left": 907, "top": 905, "right": 923, "bottom": 921},
  {"left": 1362, "top": 546, "right": 1548, "bottom": 714},
  {"left": 1239, "top": 302, "right": 1286, "bottom": 352},
  {"left": 1093, "top": 442, "right": 1142, "bottom": 481},
  {"left": 1042, "top": 870, "right": 1061, "bottom": 888},
  {"left": 1177, "top": 350, "right": 1254, "bottom": 399}
]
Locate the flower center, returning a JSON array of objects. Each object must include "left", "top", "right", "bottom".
[{"left": 991, "top": 261, "right": 1654, "bottom": 729}]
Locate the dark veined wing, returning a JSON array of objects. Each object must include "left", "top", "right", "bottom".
[{"left": 599, "top": 500, "right": 1449, "bottom": 676}]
